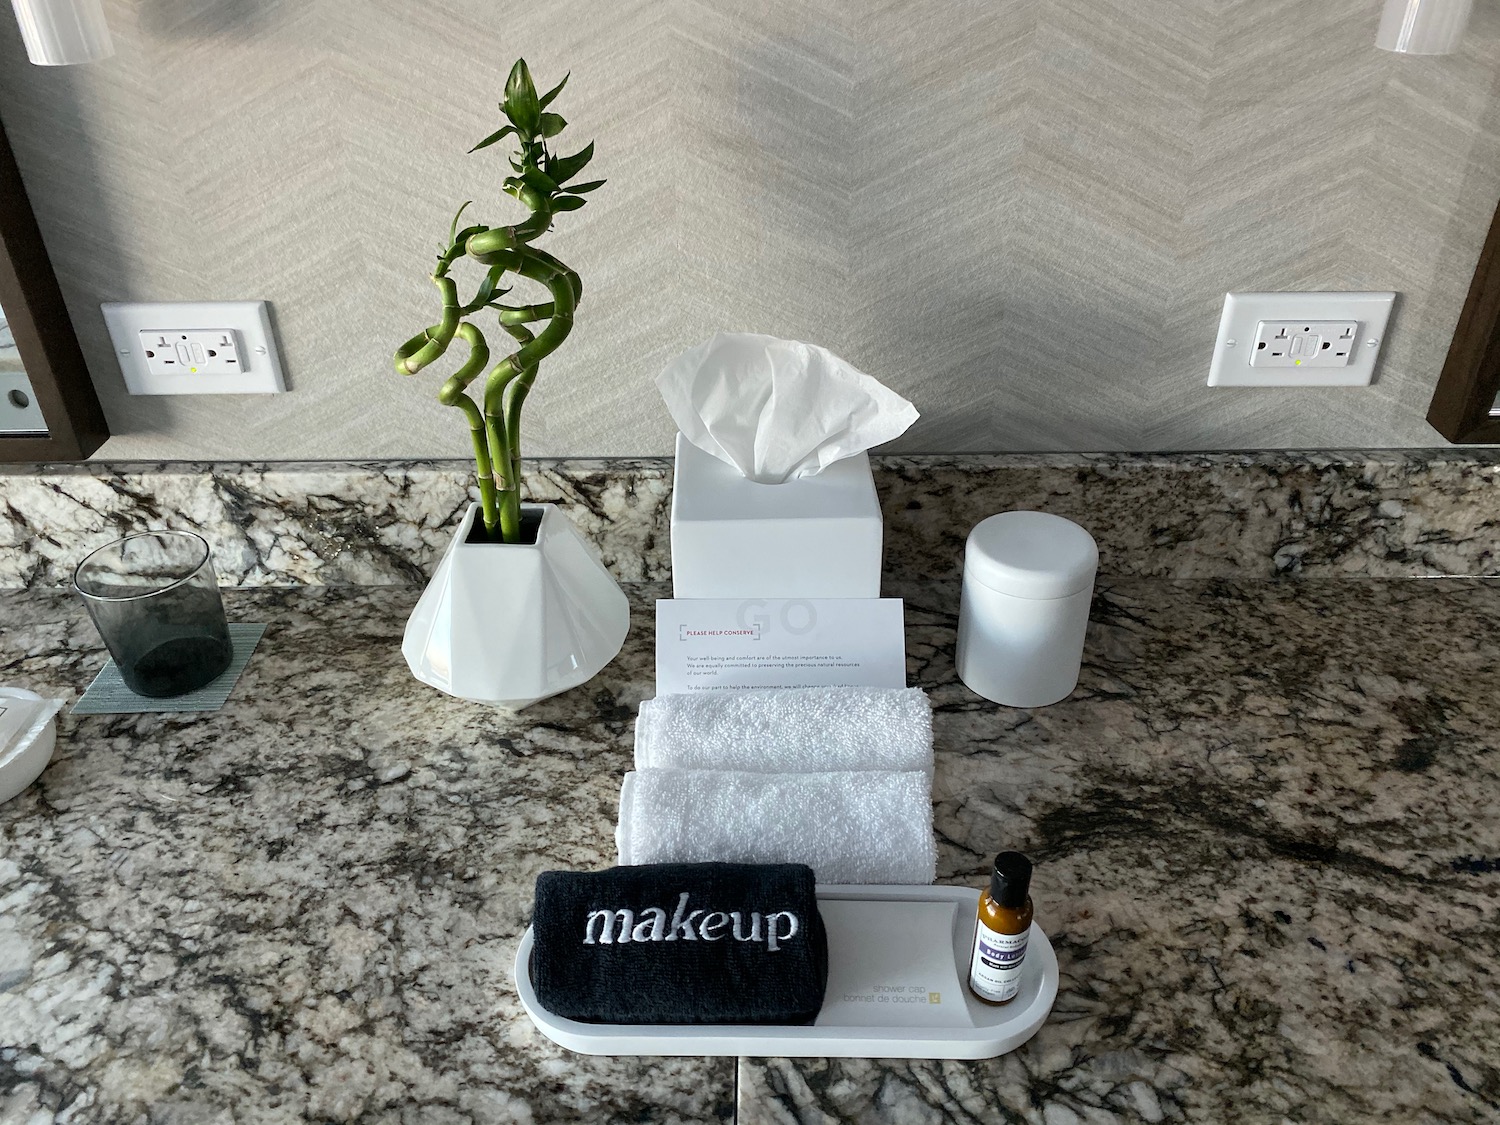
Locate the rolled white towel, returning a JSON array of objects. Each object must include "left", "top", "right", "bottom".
[
  {"left": 633, "top": 686, "right": 933, "bottom": 773},
  {"left": 616, "top": 768, "right": 936, "bottom": 885}
]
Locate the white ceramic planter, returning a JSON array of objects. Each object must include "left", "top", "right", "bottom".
[{"left": 403, "top": 503, "right": 630, "bottom": 709}]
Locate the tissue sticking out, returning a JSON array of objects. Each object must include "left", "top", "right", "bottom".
[{"left": 656, "top": 332, "right": 919, "bottom": 484}]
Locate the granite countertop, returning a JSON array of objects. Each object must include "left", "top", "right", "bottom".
[{"left": 2, "top": 576, "right": 1499, "bottom": 1125}]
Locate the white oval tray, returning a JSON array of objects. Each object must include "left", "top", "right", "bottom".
[{"left": 514, "top": 884, "right": 1058, "bottom": 1060}]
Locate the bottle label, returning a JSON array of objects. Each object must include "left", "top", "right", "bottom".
[{"left": 968, "top": 920, "right": 1028, "bottom": 1002}]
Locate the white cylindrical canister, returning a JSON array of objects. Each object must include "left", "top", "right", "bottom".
[{"left": 956, "top": 511, "right": 1098, "bottom": 708}]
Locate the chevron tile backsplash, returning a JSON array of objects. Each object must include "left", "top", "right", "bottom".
[{"left": 2, "top": 0, "right": 1499, "bottom": 459}]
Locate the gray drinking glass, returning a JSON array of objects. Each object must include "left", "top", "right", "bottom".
[{"left": 72, "top": 531, "right": 233, "bottom": 697}]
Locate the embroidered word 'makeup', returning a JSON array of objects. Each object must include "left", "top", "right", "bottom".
[{"left": 583, "top": 892, "right": 800, "bottom": 951}]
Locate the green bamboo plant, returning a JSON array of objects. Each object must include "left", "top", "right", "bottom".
[{"left": 395, "top": 59, "right": 603, "bottom": 543}]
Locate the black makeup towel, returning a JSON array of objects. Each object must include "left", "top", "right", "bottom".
[{"left": 530, "top": 862, "right": 827, "bottom": 1025}]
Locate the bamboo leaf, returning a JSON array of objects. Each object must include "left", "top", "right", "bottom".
[
  {"left": 504, "top": 58, "right": 541, "bottom": 136},
  {"left": 538, "top": 71, "right": 569, "bottom": 109},
  {"left": 453, "top": 223, "right": 486, "bottom": 248},
  {"left": 538, "top": 112, "right": 567, "bottom": 138},
  {"left": 548, "top": 141, "right": 594, "bottom": 184},
  {"left": 505, "top": 58, "right": 537, "bottom": 103},
  {"left": 521, "top": 166, "right": 559, "bottom": 194},
  {"left": 472, "top": 268, "right": 503, "bottom": 308},
  {"left": 468, "top": 124, "right": 516, "bottom": 153},
  {"left": 551, "top": 195, "right": 586, "bottom": 211},
  {"left": 447, "top": 200, "right": 473, "bottom": 243},
  {"left": 567, "top": 179, "right": 606, "bottom": 193}
]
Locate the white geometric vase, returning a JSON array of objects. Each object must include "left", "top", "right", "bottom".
[{"left": 402, "top": 502, "right": 630, "bottom": 709}]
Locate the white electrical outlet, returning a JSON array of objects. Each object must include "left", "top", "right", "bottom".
[
  {"left": 102, "top": 301, "right": 285, "bottom": 395},
  {"left": 139, "top": 329, "right": 243, "bottom": 376},
  {"left": 1207, "top": 292, "right": 1395, "bottom": 387},
  {"left": 1250, "top": 320, "right": 1358, "bottom": 367}
]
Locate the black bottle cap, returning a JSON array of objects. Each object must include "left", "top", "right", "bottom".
[{"left": 989, "top": 851, "right": 1032, "bottom": 908}]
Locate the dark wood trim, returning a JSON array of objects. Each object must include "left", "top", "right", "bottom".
[
  {"left": 0, "top": 116, "right": 108, "bottom": 460},
  {"left": 1428, "top": 196, "right": 1500, "bottom": 443}
]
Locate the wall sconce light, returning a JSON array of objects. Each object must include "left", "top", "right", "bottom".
[
  {"left": 1377, "top": 0, "right": 1473, "bottom": 54},
  {"left": 9, "top": 0, "right": 114, "bottom": 65}
]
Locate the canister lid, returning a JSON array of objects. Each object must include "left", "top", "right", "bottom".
[{"left": 964, "top": 511, "right": 1098, "bottom": 599}]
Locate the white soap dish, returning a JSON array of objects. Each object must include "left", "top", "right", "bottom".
[
  {"left": 514, "top": 884, "right": 1058, "bottom": 1060},
  {"left": 0, "top": 687, "right": 61, "bottom": 805}
]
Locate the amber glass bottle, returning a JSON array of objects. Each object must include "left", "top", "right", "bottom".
[{"left": 967, "top": 851, "right": 1034, "bottom": 1005}]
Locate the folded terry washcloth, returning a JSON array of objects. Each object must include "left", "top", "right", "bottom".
[
  {"left": 634, "top": 686, "right": 933, "bottom": 774},
  {"left": 617, "top": 769, "right": 936, "bottom": 885},
  {"left": 530, "top": 861, "right": 828, "bottom": 1025}
]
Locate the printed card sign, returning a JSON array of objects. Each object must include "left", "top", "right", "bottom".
[{"left": 655, "top": 598, "right": 906, "bottom": 695}]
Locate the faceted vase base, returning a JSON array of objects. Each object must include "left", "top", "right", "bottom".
[{"left": 402, "top": 503, "right": 630, "bottom": 709}]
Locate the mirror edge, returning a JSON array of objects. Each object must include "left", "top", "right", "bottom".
[{"left": 0, "top": 115, "right": 109, "bottom": 462}]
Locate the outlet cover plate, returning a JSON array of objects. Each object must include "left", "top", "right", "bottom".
[
  {"left": 1207, "top": 292, "right": 1395, "bottom": 387},
  {"left": 0, "top": 371, "right": 48, "bottom": 435},
  {"left": 102, "top": 301, "right": 286, "bottom": 395}
]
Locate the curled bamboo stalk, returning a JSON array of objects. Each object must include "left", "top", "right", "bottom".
[{"left": 392, "top": 57, "right": 603, "bottom": 543}]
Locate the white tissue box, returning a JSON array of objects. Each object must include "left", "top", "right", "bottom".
[{"left": 670, "top": 433, "right": 883, "bottom": 598}]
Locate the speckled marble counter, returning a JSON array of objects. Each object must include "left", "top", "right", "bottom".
[{"left": 2, "top": 576, "right": 1497, "bottom": 1124}]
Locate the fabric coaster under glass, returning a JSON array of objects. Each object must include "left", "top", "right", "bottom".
[{"left": 72, "top": 623, "right": 267, "bottom": 715}]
